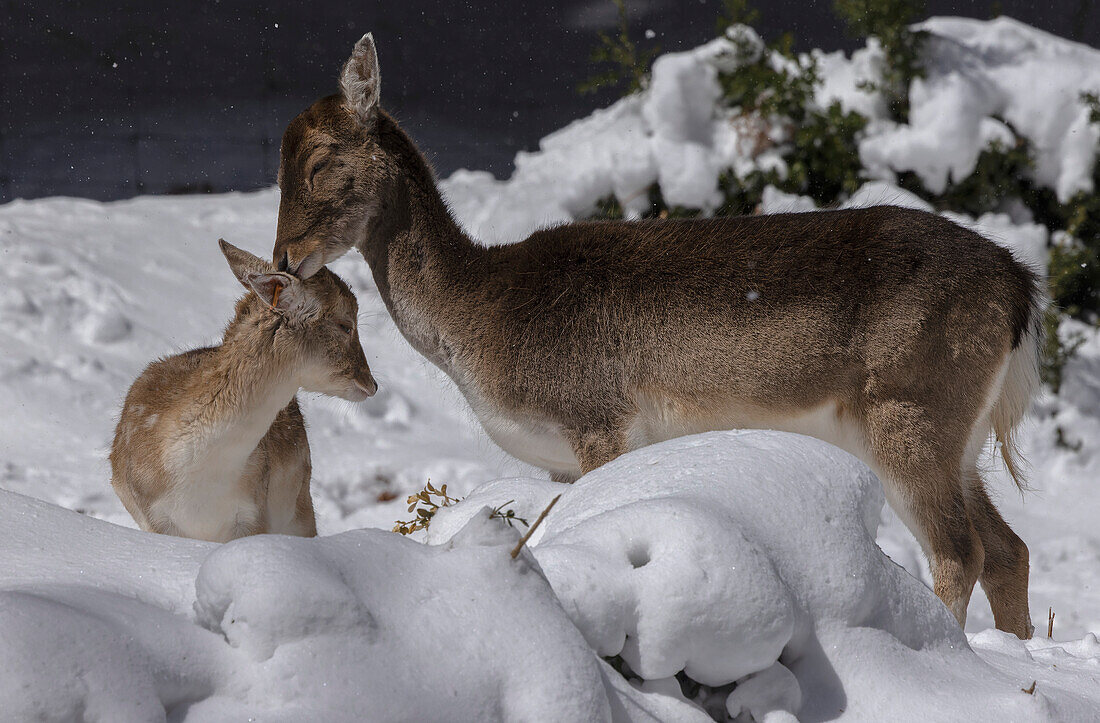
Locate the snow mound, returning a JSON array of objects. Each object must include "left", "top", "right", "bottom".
[
  {"left": 188, "top": 517, "right": 615, "bottom": 721},
  {"left": 4, "top": 430, "right": 1100, "bottom": 719},
  {"left": 430, "top": 431, "right": 1100, "bottom": 720},
  {"left": 3, "top": 488, "right": 713, "bottom": 721}
]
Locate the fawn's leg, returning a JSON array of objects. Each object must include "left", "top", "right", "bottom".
[{"left": 291, "top": 476, "right": 319, "bottom": 538}]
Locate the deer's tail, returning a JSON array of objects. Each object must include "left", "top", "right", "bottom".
[{"left": 991, "top": 283, "right": 1045, "bottom": 491}]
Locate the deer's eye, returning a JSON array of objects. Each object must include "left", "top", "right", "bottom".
[
  {"left": 336, "top": 322, "right": 354, "bottom": 336},
  {"left": 308, "top": 158, "right": 331, "bottom": 187}
]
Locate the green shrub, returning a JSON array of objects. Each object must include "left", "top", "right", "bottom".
[
  {"left": 1041, "top": 309, "right": 1087, "bottom": 395},
  {"left": 717, "top": 32, "right": 819, "bottom": 122},
  {"left": 833, "top": 0, "right": 928, "bottom": 122},
  {"left": 578, "top": 0, "right": 658, "bottom": 96},
  {"left": 1049, "top": 239, "right": 1100, "bottom": 322},
  {"left": 938, "top": 137, "right": 1033, "bottom": 216},
  {"left": 782, "top": 102, "right": 867, "bottom": 203}
]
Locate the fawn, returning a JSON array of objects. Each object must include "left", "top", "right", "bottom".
[
  {"left": 270, "top": 34, "right": 1043, "bottom": 638},
  {"left": 110, "top": 240, "right": 376, "bottom": 542}
]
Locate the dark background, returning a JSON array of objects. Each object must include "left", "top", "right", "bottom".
[{"left": 2, "top": 0, "right": 1097, "bottom": 203}]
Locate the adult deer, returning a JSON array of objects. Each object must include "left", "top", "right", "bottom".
[{"left": 273, "top": 34, "right": 1042, "bottom": 638}]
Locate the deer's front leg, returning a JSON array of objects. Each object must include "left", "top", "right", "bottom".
[{"left": 565, "top": 422, "right": 630, "bottom": 476}]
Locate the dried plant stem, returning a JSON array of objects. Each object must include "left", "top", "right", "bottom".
[
  {"left": 1048, "top": 607, "right": 1055, "bottom": 638},
  {"left": 510, "top": 494, "right": 562, "bottom": 560}
]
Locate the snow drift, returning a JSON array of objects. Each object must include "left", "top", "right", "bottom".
[
  {"left": 4, "top": 432, "right": 1100, "bottom": 720},
  {"left": 430, "top": 432, "right": 1100, "bottom": 721}
]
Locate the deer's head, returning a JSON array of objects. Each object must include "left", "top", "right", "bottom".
[
  {"left": 273, "top": 33, "right": 397, "bottom": 279},
  {"left": 220, "top": 240, "right": 377, "bottom": 402}
]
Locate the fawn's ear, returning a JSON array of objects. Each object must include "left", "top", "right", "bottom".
[
  {"left": 244, "top": 272, "right": 298, "bottom": 311},
  {"left": 221, "top": 239, "right": 315, "bottom": 317},
  {"left": 340, "top": 32, "right": 381, "bottom": 129},
  {"left": 220, "top": 239, "right": 272, "bottom": 290},
  {"left": 245, "top": 271, "right": 320, "bottom": 320}
]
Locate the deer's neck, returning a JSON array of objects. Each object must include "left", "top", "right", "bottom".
[
  {"left": 181, "top": 313, "right": 300, "bottom": 473},
  {"left": 358, "top": 118, "right": 482, "bottom": 370}
]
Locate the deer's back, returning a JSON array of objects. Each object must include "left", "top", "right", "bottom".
[
  {"left": 449, "top": 206, "right": 1037, "bottom": 419},
  {"left": 485, "top": 206, "right": 1032, "bottom": 317}
]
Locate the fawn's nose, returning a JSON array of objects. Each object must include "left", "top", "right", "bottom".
[{"left": 354, "top": 374, "right": 378, "bottom": 398}]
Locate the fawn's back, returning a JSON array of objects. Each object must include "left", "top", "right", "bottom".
[{"left": 111, "top": 344, "right": 315, "bottom": 542}]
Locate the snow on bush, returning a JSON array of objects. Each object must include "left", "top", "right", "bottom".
[
  {"left": 442, "top": 17, "right": 1100, "bottom": 242},
  {"left": 860, "top": 17, "right": 1100, "bottom": 201}
]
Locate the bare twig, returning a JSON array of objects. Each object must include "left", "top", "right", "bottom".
[
  {"left": 510, "top": 494, "right": 562, "bottom": 559},
  {"left": 1022, "top": 681, "right": 1036, "bottom": 695},
  {"left": 1048, "top": 607, "right": 1055, "bottom": 639},
  {"left": 489, "top": 500, "right": 529, "bottom": 528}
]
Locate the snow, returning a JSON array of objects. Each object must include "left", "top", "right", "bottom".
[
  {"left": 5, "top": 433, "right": 1100, "bottom": 720},
  {"left": 3, "top": 14, "right": 1100, "bottom": 722},
  {"left": 0, "top": 488, "right": 626, "bottom": 721},
  {"left": 427, "top": 432, "right": 1100, "bottom": 720},
  {"left": 814, "top": 38, "right": 890, "bottom": 120}
]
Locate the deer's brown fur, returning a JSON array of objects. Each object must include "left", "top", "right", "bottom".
[
  {"left": 110, "top": 241, "right": 376, "bottom": 543},
  {"left": 272, "top": 34, "right": 1042, "bottom": 638}
]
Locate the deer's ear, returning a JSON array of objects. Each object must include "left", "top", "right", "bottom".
[
  {"left": 245, "top": 272, "right": 317, "bottom": 319},
  {"left": 220, "top": 239, "right": 272, "bottom": 291},
  {"left": 340, "top": 33, "right": 381, "bottom": 129}
]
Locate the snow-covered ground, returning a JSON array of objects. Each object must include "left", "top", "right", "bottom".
[
  {"left": 2, "top": 15, "right": 1099, "bottom": 721},
  {"left": 5, "top": 433, "right": 1100, "bottom": 721}
]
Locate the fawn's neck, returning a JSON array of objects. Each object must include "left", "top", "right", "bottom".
[{"left": 184, "top": 309, "right": 301, "bottom": 468}]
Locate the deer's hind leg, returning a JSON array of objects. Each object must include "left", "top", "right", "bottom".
[
  {"left": 862, "top": 398, "right": 985, "bottom": 628},
  {"left": 963, "top": 468, "right": 1033, "bottom": 638}
]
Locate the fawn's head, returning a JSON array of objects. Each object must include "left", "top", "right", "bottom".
[
  {"left": 274, "top": 32, "right": 399, "bottom": 279},
  {"left": 219, "top": 240, "right": 377, "bottom": 401}
]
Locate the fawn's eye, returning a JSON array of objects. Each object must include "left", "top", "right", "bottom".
[{"left": 336, "top": 322, "right": 354, "bottom": 336}]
